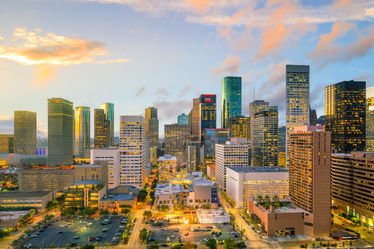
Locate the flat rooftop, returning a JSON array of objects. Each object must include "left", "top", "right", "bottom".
[
  {"left": 196, "top": 208, "right": 229, "bottom": 218},
  {"left": 76, "top": 164, "right": 103, "bottom": 168},
  {"left": 155, "top": 183, "right": 183, "bottom": 195},
  {"left": 72, "top": 180, "right": 101, "bottom": 186},
  {"left": 228, "top": 166, "right": 288, "bottom": 173},
  {"left": 193, "top": 177, "right": 215, "bottom": 187},
  {"left": 0, "top": 191, "right": 51, "bottom": 198},
  {"left": 101, "top": 193, "right": 136, "bottom": 202}
]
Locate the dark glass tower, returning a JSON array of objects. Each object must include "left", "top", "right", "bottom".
[
  {"left": 48, "top": 98, "right": 73, "bottom": 166},
  {"left": 325, "top": 80, "right": 366, "bottom": 153},
  {"left": 221, "top": 76, "right": 242, "bottom": 128},
  {"left": 200, "top": 94, "right": 216, "bottom": 138}
]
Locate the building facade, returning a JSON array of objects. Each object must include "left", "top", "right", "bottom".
[
  {"left": 177, "top": 113, "right": 189, "bottom": 125},
  {"left": 14, "top": 111, "right": 36, "bottom": 155},
  {"left": 100, "top": 103, "right": 114, "bottom": 145},
  {"left": 325, "top": 80, "right": 366, "bottom": 153},
  {"left": 221, "top": 76, "right": 242, "bottom": 128},
  {"left": 286, "top": 65, "right": 310, "bottom": 166},
  {"left": 164, "top": 124, "right": 189, "bottom": 161},
  {"left": 204, "top": 128, "right": 231, "bottom": 160},
  {"left": 90, "top": 149, "right": 121, "bottom": 189},
  {"left": 65, "top": 180, "right": 106, "bottom": 209},
  {"left": 119, "top": 116, "right": 146, "bottom": 189},
  {"left": 94, "top": 108, "right": 110, "bottom": 148},
  {"left": 252, "top": 106, "right": 278, "bottom": 166},
  {"left": 48, "top": 98, "right": 74, "bottom": 166},
  {"left": 289, "top": 126, "right": 331, "bottom": 237},
  {"left": 145, "top": 107, "right": 159, "bottom": 148},
  {"left": 226, "top": 166, "right": 289, "bottom": 208},
  {"left": 0, "top": 135, "right": 14, "bottom": 154},
  {"left": 215, "top": 141, "right": 248, "bottom": 190},
  {"left": 366, "top": 86, "right": 374, "bottom": 152},
  {"left": 74, "top": 106, "right": 90, "bottom": 158},
  {"left": 331, "top": 152, "right": 374, "bottom": 228},
  {"left": 228, "top": 116, "right": 250, "bottom": 140}
]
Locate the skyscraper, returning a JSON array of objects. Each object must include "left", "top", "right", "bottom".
[
  {"left": 309, "top": 108, "right": 317, "bottom": 125},
  {"left": 177, "top": 113, "right": 189, "bottom": 125},
  {"left": 145, "top": 107, "right": 159, "bottom": 147},
  {"left": 191, "top": 95, "right": 216, "bottom": 141},
  {"left": 289, "top": 126, "right": 331, "bottom": 237},
  {"left": 325, "top": 80, "right": 366, "bottom": 153},
  {"left": 221, "top": 76, "right": 242, "bottom": 128},
  {"left": 367, "top": 86, "right": 374, "bottom": 152},
  {"left": 74, "top": 106, "right": 90, "bottom": 158},
  {"left": 204, "top": 128, "right": 231, "bottom": 160},
  {"left": 119, "top": 115, "right": 146, "bottom": 189},
  {"left": 249, "top": 100, "right": 269, "bottom": 140},
  {"left": 286, "top": 65, "right": 310, "bottom": 166},
  {"left": 164, "top": 124, "right": 190, "bottom": 161},
  {"left": 228, "top": 116, "right": 250, "bottom": 140},
  {"left": 0, "top": 134, "right": 14, "bottom": 153},
  {"left": 252, "top": 106, "right": 278, "bottom": 166},
  {"left": 94, "top": 108, "right": 110, "bottom": 148},
  {"left": 100, "top": 103, "right": 114, "bottom": 145},
  {"left": 48, "top": 98, "right": 74, "bottom": 166},
  {"left": 14, "top": 111, "right": 36, "bottom": 155}
]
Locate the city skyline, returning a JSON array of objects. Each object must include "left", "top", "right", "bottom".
[{"left": 1, "top": 0, "right": 374, "bottom": 137}]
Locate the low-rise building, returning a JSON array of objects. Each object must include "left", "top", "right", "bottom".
[
  {"left": 158, "top": 155, "right": 177, "bottom": 183},
  {"left": 226, "top": 166, "right": 289, "bottom": 208},
  {"left": 0, "top": 191, "right": 54, "bottom": 210},
  {"left": 196, "top": 208, "right": 230, "bottom": 223},
  {"left": 188, "top": 177, "right": 219, "bottom": 208},
  {"left": 154, "top": 183, "right": 184, "bottom": 208},
  {"left": 0, "top": 168, "right": 17, "bottom": 184},
  {"left": 0, "top": 211, "right": 30, "bottom": 229},
  {"left": 99, "top": 185, "right": 139, "bottom": 210},
  {"left": 65, "top": 180, "right": 106, "bottom": 209},
  {"left": 90, "top": 148, "right": 120, "bottom": 189},
  {"left": 74, "top": 164, "right": 108, "bottom": 187}
]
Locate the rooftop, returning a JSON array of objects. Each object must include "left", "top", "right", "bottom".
[
  {"left": 76, "top": 164, "right": 103, "bottom": 168},
  {"left": 0, "top": 211, "right": 30, "bottom": 220},
  {"left": 0, "top": 191, "right": 51, "bottom": 198},
  {"left": 155, "top": 183, "right": 183, "bottom": 195},
  {"left": 158, "top": 155, "right": 177, "bottom": 161},
  {"left": 196, "top": 208, "right": 229, "bottom": 218},
  {"left": 228, "top": 166, "right": 288, "bottom": 173},
  {"left": 101, "top": 193, "right": 136, "bottom": 202},
  {"left": 193, "top": 177, "right": 215, "bottom": 187},
  {"left": 72, "top": 180, "right": 101, "bottom": 186}
]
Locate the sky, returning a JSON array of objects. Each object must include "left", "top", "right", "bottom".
[{"left": 0, "top": 0, "right": 374, "bottom": 137}]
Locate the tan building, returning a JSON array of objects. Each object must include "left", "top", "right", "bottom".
[
  {"left": 14, "top": 111, "right": 37, "bottom": 155},
  {"left": 158, "top": 155, "right": 177, "bottom": 183},
  {"left": 65, "top": 180, "right": 106, "bottom": 209},
  {"left": 18, "top": 166, "right": 75, "bottom": 191},
  {"left": 0, "top": 134, "right": 14, "bottom": 154},
  {"left": 99, "top": 185, "right": 139, "bottom": 210},
  {"left": 0, "top": 191, "right": 54, "bottom": 210},
  {"left": 289, "top": 125, "right": 331, "bottom": 237},
  {"left": 248, "top": 200, "right": 305, "bottom": 236},
  {"left": 74, "top": 164, "right": 108, "bottom": 187},
  {"left": 331, "top": 152, "right": 374, "bottom": 228},
  {"left": 188, "top": 177, "right": 219, "bottom": 208},
  {"left": 164, "top": 124, "right": 190, "bottom": 162}
]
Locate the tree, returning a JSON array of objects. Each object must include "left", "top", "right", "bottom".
[
  {"left": 137, "top": 190, "right": 148, "bottom": 202},
  {"left": 99, "top": 210, "right": 109, "bottom": 216},
  {"left": 80, "top": 245, "right": 95, "bottom": 249},
  {"left": 206, "top": 238, "right": 217, "bottom": 249},
  {"left": 236, "top": 241, "right": 246, "bottom": 249},
  {"left": 143, "top": 210, "right": 152, "bottom": 220},
  {"left": 182, "top": 242, "right": 196, "bottom": 249},
  {"left": 257, "top": 196, "right": 263, "bottom": 202},
  {"left": 65, "top": 243, "right": 70, "bottom": 248},
  {"left": 223, "top": 239, "right": 236, "bottom": 249},
  {"left": 171, "top": 243, "right": 182, "bottom": 249},
  {"left": 122, "top": 208, "right": 130, "bottom": 215},
  {"left": 139, "top": 228, "right": 148, "bottom": 243}
]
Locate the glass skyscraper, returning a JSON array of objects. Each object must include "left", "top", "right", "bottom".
[
  {"left": 48, "top": 98, "right": 74, "bottom": 166},
  {"left": 74, "top": 106, "right": 90, "bottom": 158},
  {"left": 94, "top": 108, "right": 110, "bottom": 148},
  {"left": 177, "top": 113, "right": 189, "bottom": 125},
  {"left": 367, "top": 86, "right": 374, "bottom": 152},
  {"left": 325, "top": 80, "right": 366, "bottom": 153},
  {"left": 100, "top": 103, "right": 114, "bottom": 145},
  {"left": 200, "top": 94, "right": 216, "bottom": 138},
  {"left": 14, "top": 110, "right": 36, "bottom": 155},
  {"left": 204, "top": 128, "right": 231, "bottom": 159},
  {"left": 228, "top": 116, "right": 250, "bottom": 140},
  {"left": 145, "top": 107, "right": 159, "bottom": 148},
  {"left": 286, "top": 65, "right": 310, "bottom": 166},
  {"left": 221, "top": 76, "right": 242, "bottom": 128}
]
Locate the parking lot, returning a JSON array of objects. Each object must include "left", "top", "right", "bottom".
[
  {"left": 149, "top": 223, "right": 240, "bottom": 244},
  {"left": 23, "top": 216, "right": 127, "bottom": 248}
]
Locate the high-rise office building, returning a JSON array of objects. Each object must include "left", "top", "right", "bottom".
[
  {"left": 366, "top": 86, "right": 374, "bottom": 152},
  {"left": 0, "top": 134, "right": 14, "bottom": 153},
  {"left": 94, "top": 108, "right": 110, "bottom": 148},
  {"left": 215, "top": 141, "right": 248, "bottom": 190},
  {"left": 48, "top": 98, "right": 74, "bottom": 166},
  {"left": 177, "top": 113, "right": 189, "bottom": 125},
  {"left": 252, "top": 106, "right": 278, "bottom": 166},
  {"left": 74, "top": 107, "right": 90, "bottom": 158},
  {"left": 191, "top": 95, "right": 217, "bottom": 141},
  {"left": 145, "top": 107, "right": 159, "bottom": 148},
  {"left": 278, "top": 126, "right": 286, "bottom": 153},
  {"left": 222, "top": 77, "right": 242, "bottom": 128},
  {"left": 331, "top": 152, "right": 374, "bottom": 229},
  {"left": 91, "top": 149, "right": 121, "bottom": 189},
  {"left": 325, "top": 80, "right": 366, "bottom": 153},
  {"left": 286, "top": 65, "right": 310, "bottom": 166},
  {"left": 204, "top": 128, "right": 231, "bottom": 160},
  {"left": 249, "top": 100, "right": 269, "bottom": 140},
  {"left": 14, "top": 111, "right": 36, "bottom": 155},
  {"left": 119, "top": 116, "right": 146, "bottom": 189},
  {"left": 100, "top": 103, "right": 114, "bottom": 145},
  {"left": 309, "top": 108, "right": 317, "bottom": 125},
  {"left": 164, "top": 124, "right": 190, "bottom": 161},
  {"left": 228, "top": 116, "right": 249, "bottom": 140},
  {"left": 289, "top": 126, "right": 331, "bottom": 237}
]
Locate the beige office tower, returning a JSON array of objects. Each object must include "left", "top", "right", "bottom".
[
  {"left": 145, "top": 107, "right": 159, "bottom": 148},
  {"left": 289, "top": 126, "right": 331, "bottom": 237},
  {"left": 119, "top": 116, "right": 146, "bottom": 189},
  {"left": 14, "top": 111, "right": 37, "bottom": 155}
]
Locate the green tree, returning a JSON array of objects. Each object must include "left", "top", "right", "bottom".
[
  {"left": 122, "top": 208, "right": 130, "bottom": 215},
  {"left": 147, "top": 245, "right": 159, "bottom": 249},
  {"left": 171, "top": 243, "right": 182, "bottom": 249},
  {"left": 236, "top": 241, "right": 246, "bottom": 249},
  {"left": 223, "top": 239, "right": 236, "bottom": 249},
  {"left": 257, "top": 196, "right": 263, "bottom": 202},
  {"left": 65, "top": 243, "right": 70, "bottom": 248},
  {"left": 99, "top": 210, "right": 109, "bottom": 216},
  {"left": 80, "top": 245, "right": 95, "bottom": 249},
  {"left": 137, "top": 190, "right": 148, "bottom": 202},
  {"left": 182, "top": 242, "right": 196, "bottom": 249},
  {"left": 50, "top": 243, "right": 55, "bottom": 248},
  {"left": 143, "top": 210, "right": 152, "bottom": 220},
  {"left": 206, "top": 238, "right": 217, "bottom": 249},
  {"left": 139, "top": 228, "right": 148, "bottom": 243}
]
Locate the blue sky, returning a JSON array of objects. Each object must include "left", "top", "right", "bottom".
[{"left": 0, "top": 0, "right": 373, "bottom": 137}]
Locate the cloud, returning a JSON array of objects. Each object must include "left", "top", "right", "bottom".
[
  {"left": 0, "top": 28, "right": 131, "bottom": 87},
  {"left": 188, "top": 0, "right": 212, "bottom": 14},
  {"left": 311, "top": 24, "right": 374, "bottom": 66},
  {"left": 154, "top": 99, "right": 191, "bottom": 122},
  {"left": 0, "top": 36, "right": 4, "bottom": 41},
  {"left": 94, "top": 58, "right": 132, "bottom": 64},
  {"left": 0, "top": 116, "right": 13, "bottom": 134},
  {"left": 155, "top": 87, "right": 169, "bottom": 97},
  {"left": 136, "top": 84, "right": 147, "bottom": 96},
  {"left": 210, "top": 54, "right": 240, "bottom": 75}
]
